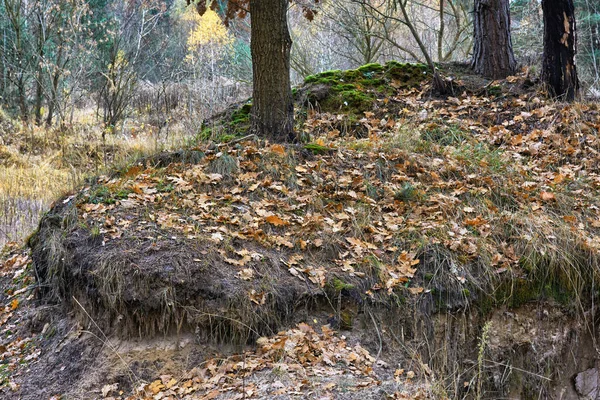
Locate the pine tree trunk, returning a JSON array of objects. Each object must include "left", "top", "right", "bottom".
[
  {"left": 471, "top": 0, "right": 516, "bottom": 79},
  {"left": 249, "top": 0, "right": 295, "bottom": 142},
  {"left": 541, "top": 0, "right": 579, "bottom": 100}
]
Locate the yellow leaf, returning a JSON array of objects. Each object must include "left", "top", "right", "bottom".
[
  {"left": 166, "top": 378, "right": 177, "bottom": 389},
  {"left": 10, "top": 299, "right": 18, "bottom": 310},
  {"left": 148, "top": 380, "right": 164, "bottom": 395}
]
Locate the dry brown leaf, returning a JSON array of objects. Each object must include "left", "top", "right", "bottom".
[
  {"left": 271, "top": 144, "right": 286, "bottom": 155},
  {"left": 238, "top": 268, "right": 254, "bottom": 280},
  {"left": 540, "top": 191, "right": 556, "bottom": 201},
  {"left": 464, "top": 216, "right": 487, "bottom": 227},
  {"left": 408, "top": 287, "right": 424, "bottom": 295}
]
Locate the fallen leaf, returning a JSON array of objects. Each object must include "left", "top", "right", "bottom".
[
  {"left": 101, "top": 383, "right": 118, "bottom": 397},
  {"left": 148, "top": 380, "right": 164, "bottom": 395},
  {"left": 540, "top": 191, "right": 556, "bottom": 201},
  {"left": 266, "top": 215, "right": 289, "bottom": 226},
  {"left": 238, "top": 268, "right": 254, "bottom": 280},
  {"left": 271, "top": 144, "right": 286, "bottom": 155},
  {"left": 408, "top": 287, "right": 424, "bottom": 295}
]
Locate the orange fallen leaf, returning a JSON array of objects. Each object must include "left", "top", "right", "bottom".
[
  {"left": 464, "top": 216, "right": 487, "bottom": 227},
  {"left": 266, "top": 215, "right": 289, "bottom": 226},
  {"left": 10, "top": 299, "right": 18, "bottom": 310},
  {"left": 271, "top": 144, "right": 286, "bottom": 155}
]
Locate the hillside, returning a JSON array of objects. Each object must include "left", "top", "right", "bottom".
[{"left": 2, "top": 62, "right": 600, "bottom": 399}]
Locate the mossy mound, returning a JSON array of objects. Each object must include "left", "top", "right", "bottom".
[
  {"left": 198, "top": 61, "right": 430, "bottom": 141},
  {"left": 303, "top": 61, "right": 429, "bottom": 114},
  {"left": 198, "top": 101, "right": 253, "bottom": 143}
]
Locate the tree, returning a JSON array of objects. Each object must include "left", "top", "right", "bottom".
[
  {"left": 350, "top": 0, "right": 457, "bottom": 93},
  {"left": 541, "top": 0, "right": 579, "bottom": 100},
  {"left": 98, "top": 0, "right": 168, "bottom": 132},
  {"left": 471, "top": 0, "right": 516, "bottom": 78},
  {"left": 248, "top": 0, "right": 294, "bottom": 141},
  {"left": 189, "top": 0, "right": 309, "bottom": 142},
  {"left": 2, "top": 0, "right": 30, "bottom": 120}
]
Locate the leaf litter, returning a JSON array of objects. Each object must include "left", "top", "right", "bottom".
[{"left": 3, "top": 67, "right": 600, "bottom": 398}]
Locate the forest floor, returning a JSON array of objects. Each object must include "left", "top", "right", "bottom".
[{"left": 1, "top": 62, "right": 600, "bottom": 399}]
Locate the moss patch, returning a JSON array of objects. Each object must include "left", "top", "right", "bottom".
[{"left": 303, "top": 62, "right": 430, "bottom": 114}]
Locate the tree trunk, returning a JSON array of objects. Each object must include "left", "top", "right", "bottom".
[
  {"left": 46, "top": 42, "right": 64, "bottom": 126},
  {"left": 249, "top": 0, "right": 295, "bottom": 142},
  {"left": 471, "top": 0, "right": 516, "bottom": 79},
  {"left": 541, "top": 0, "right": 579, "bottom": 100}
]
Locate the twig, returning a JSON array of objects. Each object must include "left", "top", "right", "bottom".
[
  {"left": 217, "top": 134, "right": 257, "bottom": 148},
  {"left": 368, "top": 309, "right": 383, "bottom": 364},
  {"left": 483, "top": 359, "right": 551, "bottom": 381}
]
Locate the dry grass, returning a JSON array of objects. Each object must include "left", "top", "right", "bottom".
[{"left": 0, "top": 112, "right": 190, "bottom": 247}]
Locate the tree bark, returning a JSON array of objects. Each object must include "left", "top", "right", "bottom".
[
  {"left": 541, "top": 0, "right": 579, "bottom": 100},
  {"left": 471, "top": 0, "right": 516, "bottom": 79},
  {"left": 34, "top": 15, "right": 45, "bottom": 126},
  {"left": 249, "top": 0, "right": 295, "bottom": 142}
]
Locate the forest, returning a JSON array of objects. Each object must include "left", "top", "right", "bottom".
[
  {"left": 0, "top": 0, "right": 600, "bottom": 399},
  {"left": 0, "top": 0, "right": 598, "bottom": 132}
]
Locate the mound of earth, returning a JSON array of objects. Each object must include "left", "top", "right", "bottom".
[{"left": 7, "top": 62, "right": 600, "bottom": 398}]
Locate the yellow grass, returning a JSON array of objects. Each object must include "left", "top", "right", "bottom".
[{"left": 0, "top": 115, "right": 190, "bottom": 246}]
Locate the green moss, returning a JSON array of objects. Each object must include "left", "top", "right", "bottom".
[
  {"left": 304, "top": 142, "right": 331, "bottom": 154},
  {"left": 198, "top": 126, "right": 213, "bottom": 141},
  {"left": 304, "top": 70, "right": 344, "bottom": 84},
  {"left": 320, "top": 89, "right": 375, "bottom": 113},
  {"left": 487, "top": 85, "right": 502, "bottom": 96},
  {"left": 342, "top": 69, "right": 362, "bottom": 81},
  {"left": 230, "top": 103, "right": 252, "bottom": 125},
  {"left": 359, "top": 78, "right": 386, "bottom": 87},
  {"left": 340, "top": 90, "right": 374, "bottom": 108},
  {"left": 492, "top": 278, "right": 574, "bottom": 310},
  {"left": 302, "top": 62, "right": 433, "bottom": 114},
  {"left": 314, "top": 69, "right": 342, "bottom": 78},
  {"left": 385, "top": 62, "right": 428, "bottom": 85},
  {"left": 216, "top": 134, "right": 237, "bottom": 143},
  {"left": 331, "top": 83, "right": 358, "bottom": 92},
  {"left": 330, "top": 277, "right": 355, "bottom": 292},
  {"left": 357, "top": 63, "right": 384, "bottom": 73}
]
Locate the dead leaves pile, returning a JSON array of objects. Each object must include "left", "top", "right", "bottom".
[
  {"left": 73, "top": 72, "right": 600, "bottom": 305},
  {"left": 106, "top": 323, "right": 388, "bottom": 399},
  {"left": 0, "top": 246, "right": 39, "bottom": 393}
]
